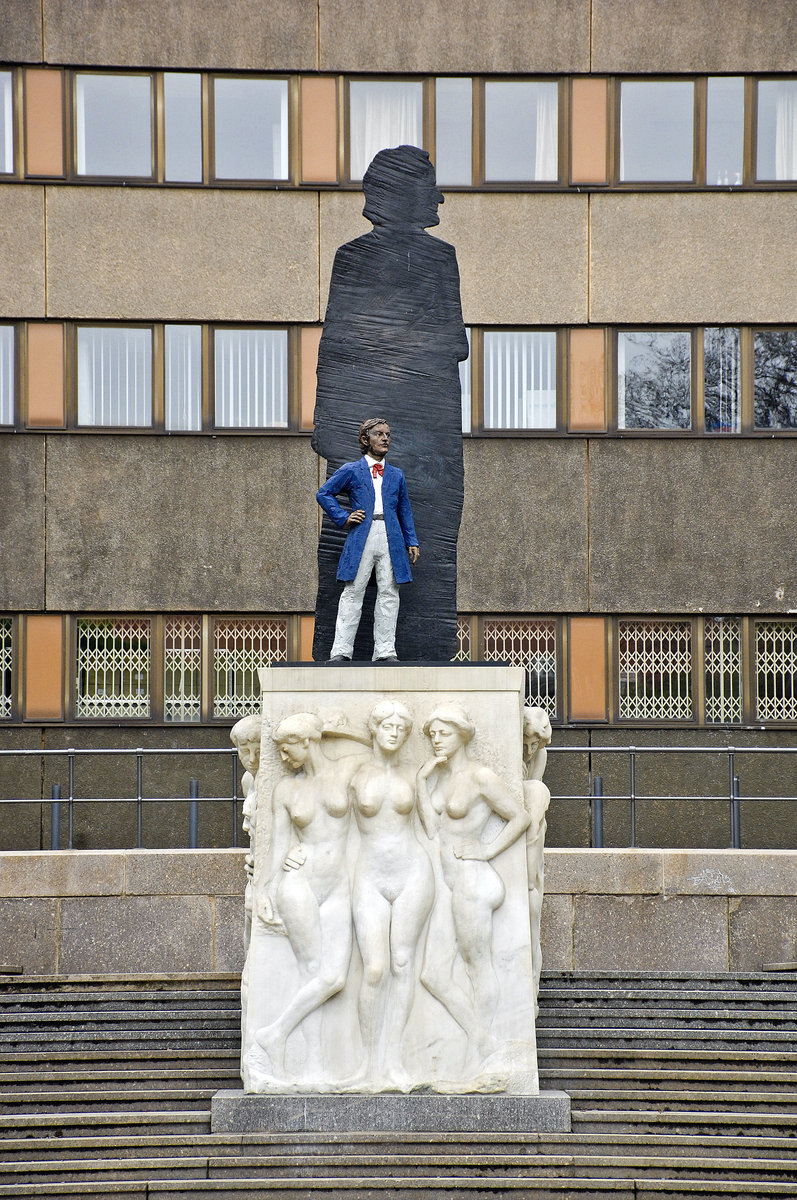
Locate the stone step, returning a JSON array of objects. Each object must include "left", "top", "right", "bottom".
[
  {"left": 0, "top": 1049, "right": 240, "bottom": 1072},
  {"left": 0, "top": 1069, "right": 240, "bottom": 1092},
  {"left": 0, "top": 1010, "right": 240, "bottom": 1031},
  {"left": 536, "top": 1026, "right": 797, "bottom": 1050},
  {"left": 0, "top": 1032, "right": 239, "bottom": 1054},
  {"left": 539, "top": 1047, "right": 797, "bottom": 1071},
  {"left": 572, "top": 1107, "right": 797, "bottom": 1137},
  {"left": 564, "top": 1088, "right": 797, "bottom": 1113},
  {"left": 539, "top": 1068, "right": 797, "bottom": 1092},
  {"left": 540, "top": 972, "right": 797, "bottom": 989},
  {"left": 539, "top": 989, "right": 797, "bottom": 1010},
  {"left": 536, "top": 1006, "right": 797, "bottom": 1028},
  {"left": 0, "top": 1109, "right": 211, "bottom": 1138}
]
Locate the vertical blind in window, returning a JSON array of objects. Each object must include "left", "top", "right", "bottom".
[
  {"left": 214, "top": 329, "right": 288, "bottom": 428},
  {"left": 75, "top": 74, "right": 152, "bottom": 177},
  {"left": 165, "top": 325, "right": 202, "bottom": 431},
  {"left": 483, "top": 331, "right": 556, "bottom": 429},
  {"left": 0, "top": 325, "right": 13, "bottom": 425},
  {"left": 213, "top": 78, "right": 288, "bottom": 180},
  {"left": 349, "top": 80, "right": 424, "bottom": 181},
  {"left": 0, "top": 72, "right": 12, "bottom": 174},
  {"left": 484, "top": 81, "right": 558, "bottom": 182},
  {"left": 757, "top": 81, "right": 797, "bottom": 180},
  {"left": 77, "top": 327, "right": 153, "bottom": 427}
]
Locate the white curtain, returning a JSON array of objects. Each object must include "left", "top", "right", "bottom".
[
  {"left": 349, "top": 82, "right": 423, "bottom": 180},
  {"left": 535, "top": 87, "right": 558, "bottom": 181},
  {"left": 214, "top": 329, "right": 288, "bottom": 428},
  {"left": 775, "top": 82, "right": 797, "bottom": 180},
  {"left": 77, "top": 328, "right": 152, "bottom": 426},
  {"left": 484, "top": 331, "right": 556, "bottom": 429},
  {"left": 0, "top": 325, "right": 13, "bottom": 426}
]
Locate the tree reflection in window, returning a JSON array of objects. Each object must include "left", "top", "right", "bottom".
[
  {"left": 704, "top": 327, "right": 740, "bottom": 433},
  {"left": 618, "top": 331, "right": 691, "bottom": 430},
  {"left": 753, "top": 330, "right": 797, "bottom": 429}
]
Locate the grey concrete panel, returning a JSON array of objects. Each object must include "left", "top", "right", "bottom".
[
  {"left": 214, "top": 895, "right": 246, "bottom": 973},
  {"left": 458, "top": 439, "right": 588, "bottom": 611},
  {"left": 544, "top": 729, "right": 592, "bottom": 849},
  {"left": 0, "top": 728, "right": 44, "bottom": 851},
  {"left": 125, "top": 849, "right": 245, "bottom": 896},
  {"left": 591, "top": 194, "right": 797, "bottom": 325},
  {"left": 0, "top": 186, "right": 45, "bottom": 317},
  {"left": 46, "top": 187, "right": 319, "bottom": 322},
  {"left": 545, "top": 849, "right": 662, "bottom": 895},
  {"left": 0, "top": 898, "right": 58, "bottom": 974},
  {"left": 319, "top": 0, "right": 589, "bottom": 72},
  {"left": 0, "top": 436, "right": 45, "bottom": 610},
  {"left": 663, "top": 850, "right": 797, "bottom": 898},
  {"left": 58, "top": 894, "right": 214, "bottom": 974},
  {"left": 45, "top": 436, "right": 318, "bottom": 612},
  {"left": 0, "top": 0, "right": 43, "bottom": 61},
  {"left": 589, "top": 440, "right": 797, "bottom": 615},
  {"left": 573, "top": 894, "right": 729, "bottom": 972},
  {"left": 0, "top": 850, "right": 124, "bottom": 896},
  {"left": 729, "top": 896, "right": 797, "bottom": 970},
  {"left": 592, "top": 0, "right": 797, "bottom": 73},
  {"left": 43, "top": 0, "right": 317, "bottom": 69},
  {"left": 539, "top": 893, "right": 574, "bottom": 972}
]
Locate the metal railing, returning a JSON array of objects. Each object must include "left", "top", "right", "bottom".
[{"left": 0, "top": 742, "right": 795, "bottom": 851}]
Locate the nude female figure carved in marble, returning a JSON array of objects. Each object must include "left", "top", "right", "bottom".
[
  {"left": 416, "top": 704, "right": 531, "bottom": 1073},
  {"left": 348, "top": 700, "right": 434, "bottom": 1089},
  {"left": 522, "top": 706, "right": 553, "bottom": 1016},
  {"left": 250, "top": 713, "right": 357, "bottom": 1082}
]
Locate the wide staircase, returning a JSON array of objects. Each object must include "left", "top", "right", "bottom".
[{"left": 0, "top": 971, "right": 795, "bottom": 1198}]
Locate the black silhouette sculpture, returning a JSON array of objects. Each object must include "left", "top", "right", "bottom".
[{"left": 312, "top": 145, "right": 469, "bottom": 662}]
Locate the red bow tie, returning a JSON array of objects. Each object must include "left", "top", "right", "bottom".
[{"left": 371, "top": 463, "right": 384, "bottom": 478}]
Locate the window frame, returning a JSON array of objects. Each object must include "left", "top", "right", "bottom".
[
  {"left": 70, "top": 69, "right": 157, "bottom": 182},
  {"left": 475, "top": 76, "right": 567, "bottom": 189},
  {"left": 208, "top": 73, "right": 294, "bottom": 186},
  {"left": 465, "top": 326, "right": 565, "bottom": 435},
  {"left": 0, "top": 320, "right": 19, "bottom": 429}
]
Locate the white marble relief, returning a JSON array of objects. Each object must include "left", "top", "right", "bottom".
[{"left": 522, "top": 706, "right": 553, "bottom": 1015}]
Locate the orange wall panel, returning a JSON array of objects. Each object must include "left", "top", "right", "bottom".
[
  {"left": 24, "top": 69, "right": 65, "bottom": 178},
  {"left": 569, "top": 617, "right": 608, "bottom": 722},
  {"left": 301, "top": 76, "right": 338, "bottom": 183},
  {"left": 570, "top": 78, "right": 608, "bottom": 185},
  {"left": 25, "top": 615, "right": 65, "bottom": 721},
  {"left": 569, "top": 328, "right": 606, "bottom": 432},
  {"left": 27, "top": 323, "right": 65, "bottom": 427},
  {"left": 300, "top": 325, "right": 322, "bottom": 431},
  {"left": 299, "top": 615, "right": 315, "bottom": 662}
]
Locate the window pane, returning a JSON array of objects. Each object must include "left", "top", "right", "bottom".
[
  {"left": 706, "top": 77, "right": 744, "bottom": 186},
  {"left": 704, "top": 327, "right": 740, "bottom": 433},
  {"left": 213, "top": 618, "right": 288, "bottom": 718},
  {"left": 0, "top": 618, "right": 12, "bottom": 719},
  {"left": 484, "top": 330, "right": 556, "bottom": 429},
  {"left": 213, "top": 78, "right": 288, "bottom": 180},
  {"left": 756, "top": 621, "right": 797, "bottom": 721},
  {"left": 618, "top": 331, "right": 691, "bottom": 430},
  {"left": 164, "top": 72, "right": 202, "bottom": 182},
  {"left": 0, "top": 71, "right": 12, "bottom": 174},
  {"left": 75, "top": 74, "right": 152, "bottom": 177},
  {"left": 214, "top": 329, "right": 288, "bottom": 428},
  {"left": 76, "top": 618, "right": 151, "bottom": 719},
  {"left": 460, "top": 327, "right": 472, "bottom": 433},
  {"left": 484, "top": 81, "right": 558, "bottom": 182},
  {"left": 620, "top": 80, "right": 694, "bottom": 182},
  {"left": 618, "top": 619, "right": 692, "bottom": 721},
  {"left": 164, "top": 616, "right": 202, "bottom": 722},
  {"left": 757, "top": 80, "right": 797, "bottom": 181},
  {"left": 482, "top": 617, "right": 557, "bottom": 712},
  {"left": 165, "top": 324, "right": 202, "bottom": 431},
  {"left": 704, "top": 617, "right": 742, "bottom": 724},
  {"left": 349, "top": 80, "right": 423, "bottom": 181},
  {"left": 0, "top": 325, "right": 13, "bottom": 425},
  {"left": 753, "top": 329, "right": 797, "bottom": 429},
  {"left": 435, "top": 77, "right": 472, "bottom": 186},
  {"left": 77, "top": 327, "right": 152, "bottom": 427}
]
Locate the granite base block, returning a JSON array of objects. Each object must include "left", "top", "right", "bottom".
[{"left": 211, "top": 1089, "right": 571, "bottom": 1134}]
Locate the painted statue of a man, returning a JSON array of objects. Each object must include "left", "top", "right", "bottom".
[{"left": 316, "top": 418, "right": 419, "bottom": 663}]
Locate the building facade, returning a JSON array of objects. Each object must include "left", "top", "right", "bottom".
[{"left": 0, "top": 0, "right": 795, "bottom": 851}]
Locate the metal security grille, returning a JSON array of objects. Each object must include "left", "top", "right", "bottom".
[
  {"left": 76, "top": 618, "right": 151, "bottom": 718},
  {"left": 756, "top": 621, "right": 797, "bottom": 721},
  {"left": 704, "top": 617, "right": 742, "bottom": 724},
  {"left": 482, "top": 618, "right": 557, "bottom": 711},
  {"left": 0, "top": 618, "right": 12, "bottom": 718},
  {"left": 619, "top": 619, "right": 692, "bottom": 721},
  {"left": 164, "top": 617, "right": 202, "bottom": 722},
  {"left": 213, "top": 618, "right": 288, "bottom": 718},
  {"left": 453, "top": 617, "right": 473, "bottom": 663}
]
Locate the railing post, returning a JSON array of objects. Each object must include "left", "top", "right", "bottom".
[
  {"left": 136, "top": 750, "right": 144, "bottom": 849},
  {"left": 50, "top": 784, "right": 61, "bottom": 851},
  {"left": 67, "top": 750, "right": 75, "bottom": 850},
  {"left": 728, "top": 749, "right": 736, "bottom": 850},
  {"left": 592, "top": 775, "right": 604, "bottom": 849},
  {"left": 231, "top": 751, "right": 239, "bottom": 849},
  {"left": 629, "top": 749, "right": 636, "bottom": 848},
  {"left": 731, "top": 774, "right": 742, "bottom": 849},
  {"left": 189, "top": 778, "right": 199, "bottom": 849}
]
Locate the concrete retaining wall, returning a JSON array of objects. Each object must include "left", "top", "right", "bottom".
[{"left": 0, "top": 849, "right": 794, "bottom": 978}]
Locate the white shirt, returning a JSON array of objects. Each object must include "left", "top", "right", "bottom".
[{"left": 364, "top": 454, "right": 385, "bottom": 515}]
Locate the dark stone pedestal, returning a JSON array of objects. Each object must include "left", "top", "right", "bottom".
[{"left": 211, "top": 1089, "right": 571, "bottom": 1134}]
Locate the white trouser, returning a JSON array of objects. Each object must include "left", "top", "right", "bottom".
[{"left": 330, "top": 522, "right": 400, "bottom": 660}]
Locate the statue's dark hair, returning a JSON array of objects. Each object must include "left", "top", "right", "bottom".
[{"left": 358, "top": 417, "right": 390, "bottom": 454}]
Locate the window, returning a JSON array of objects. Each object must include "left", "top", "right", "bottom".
[
  {"left": 459, "top": 328, "right": 472, "bottom": 433},
  {"left": 75, "top": 73, "right": 152, "bottom": 177},
  {"left": 0, "top": 618, "right": 12, "bottom": 719},
  {"left": 482, "top": 617, "right": 558, "bottom": 712},
  {"left": 435, "top": 77, "right": 472, "bottom": 186},
  {"left": 704, "top": 327, "right": 740, "bottom": 433},
  {"left": 756, "top": 621, "right": 797, "bottom": 721},
  {"left": 165, "top": 325, "right": 202, "bottom": 431},
  {"left": 213, "top": 77, "right": 288, "bottom": 181},
  {"left": 164, "top": 73, "right": 203, "bottom": 183},
  {"left": 0, "top": 325, "right": 14, "bottom": 426},
  {"left": 619, "top": 80, "right": 694, "bottom": 182},
  {"left": 164, "top": 617, "right": 202, "bottom": 722},
  {"left": 484, "top": 81, "right": 558, "bottom": 182},
  {"left": 483, "top": 330, "right": 557, "bottom": 429},
  {"left": 0, "top": 70, "right": 12, "bottom": 175},
  {"left": 704, "top": 617, "right": 742, "bottom": 724},
  {"left": 213, "top": 618, "right": 289, "bottom": 718},
  {"left": 618, "top": 619, "right": 692, "bottom": 721},
  {"left": 753, "top": 329, "right": 797, "bottom": 429},
  {"left": 756, "top": 80, "right": 797, "bottom": 181},
  {"left": 617, "top": 331, "right": 691, "bottom": 430},
  {"left": 76, "top": 618, "right": 151, "bottom": 719},
  {"left": 349, "top": 79, "right": 424, "bottom": 181},
  {"left": 706, "top": 77, "right": 744, "bottom": 187},
  {"left": 77, "top": 327, "right": 153, "bottom": 427},
  {"left": 213, "top": 329, "right": 288, "bottom": 428}
]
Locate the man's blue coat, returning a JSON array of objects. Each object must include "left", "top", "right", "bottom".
[{"left": 316, "top": 457, "right": 418, "bottom": 584}]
